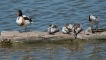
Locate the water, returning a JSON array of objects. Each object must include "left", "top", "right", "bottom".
[
  {"left": 1, "top": 0, "right": 106, "bottom": 60},
  {"left": 0, "top": 40, "right": 106, "bottom": 60},
  {"left": 0, "top": 0, "right": 106, "bottom": 32}
]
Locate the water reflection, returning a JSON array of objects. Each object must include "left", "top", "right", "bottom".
[{"left": 0, "top": 40, "right": 106, "bottom": 60}]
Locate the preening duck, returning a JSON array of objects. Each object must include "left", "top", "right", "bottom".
[
  {"left": 16, "top": 10, "right": 33, "bottom": 32},
  {"left": 72, "top": 23, "right": 83, "bottom": 39},
  {"left": 88, "top": 15, "right": 99, "bottom": 30}
]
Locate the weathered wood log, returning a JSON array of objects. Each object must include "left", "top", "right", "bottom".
[{"left": 0, "top": 27, "right": 106, "bottom": 43}]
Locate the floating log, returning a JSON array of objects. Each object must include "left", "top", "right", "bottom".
[{"left": 0, "top": 27, "right": 106, "bottom": 43}]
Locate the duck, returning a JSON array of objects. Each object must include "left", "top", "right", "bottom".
[
  {"left": 16, "top": 10, "right": 33, "bottom": 32},
  {"left": 48, "top": 24, "right": 55, "bottom": 34},
  {"left": 48, "top": 24, "right": 59, "bottom": 35},
  {"left": 62, "top": 24, "right": 70, "bottom": 34},
  {"left": 67, "top": 23, "right": 73, "bottom": 32},
  {"left": 88, "top": 15, "right": 99, "bottom": 30},
  {"left": 53, "top": 25, "right": 59, "bottom": 32},
  {"left": 72, "top": 23, "right": 83, "bottom": 39}
]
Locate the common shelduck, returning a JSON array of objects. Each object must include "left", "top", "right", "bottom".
[
  {"left": 16, "top": 10, "right": 33, "bottom": 32},
  {"left": 72, "top": 23, "right": 83, "bottom": 39},
  {"left": 88, "top": 15, "right": 99, "bottom": 30},
  {"left": 67, "top": 23, "right": 73, "bottom": 32},
  {"left": 48, "top": 24, "right": 59, "bottom": 34},
  {"left": 62, "top": 24, "right": 70, "bottom": 34}
]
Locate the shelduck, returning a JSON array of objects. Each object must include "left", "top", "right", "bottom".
[{"left": 16, "top": 10, "right": 33, "bottom": 32}]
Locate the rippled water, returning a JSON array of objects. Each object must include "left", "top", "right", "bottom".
[
  {"left": 0, "top": 0, "right": 106, "bottom": 32},
  {"left": 0, "top": 40, "right": 106, "bottom": 60},
  {"left": 1, "top": 1, "right": 106, "bottom": 59}
]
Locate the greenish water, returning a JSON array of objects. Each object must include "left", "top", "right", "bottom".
[{"left": 0, "top": 39, "right": 106, "bottom": 60}]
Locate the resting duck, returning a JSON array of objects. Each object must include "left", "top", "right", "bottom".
[
  {"left": 16, "top": 10, "right": 33, "bottom": 32},
  {"left": 53, "top": 25, "right": 59, "bottom": 32},
  {"left": 62, "top": 24, "right": 70, "bottom": 34},
  {"left": 62, "top": 24, "right": 73, "bottom": 34},
  {"left": 67, "top": 23, "right": 73, "bottom": 32},
  {"left": 72, "top": 23, "right": 83, "bottom": 39},
  {"left": 48, "top": 24, "right": 59, "bottom": 35},
  {"left": 88, "top": 15, "right": 99, "bottom": 30},
  {"left": 48, "top": 24, "right": 54, "bottom": 34}
]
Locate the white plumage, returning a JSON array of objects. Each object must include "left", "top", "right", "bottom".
[
  {"left": 48, "top": 24, "right": 59, "bottom": 34},
  {"left": 16, "top": 15, "right": 32, "bottom": 27},
  {"left": 62, "top": 26, "right": 69, "bottom": 34},
  {"left": 72, "top": 24, "right": 83, "bottom": 39},
  {"left": 16, "top": 10, "right": 33, "bottom": 32},
  {"left": 16, "top": 16, "right": 33, "bottom": 32},
  {"left": 48, "top": 24, "right": 54, "bottom": 33},
  {"left": 67, "top": 24, "right": 73, "bottom": 30},
  {"left": 88, "top": 15, "right": 99, "bottom": 30},
  {"left": 62, "top": 24, "right": 72, "bottom": 34}
]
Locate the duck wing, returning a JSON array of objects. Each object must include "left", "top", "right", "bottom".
[{"left": 24, "top": 17, "right": 32, "bottom": 22}]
